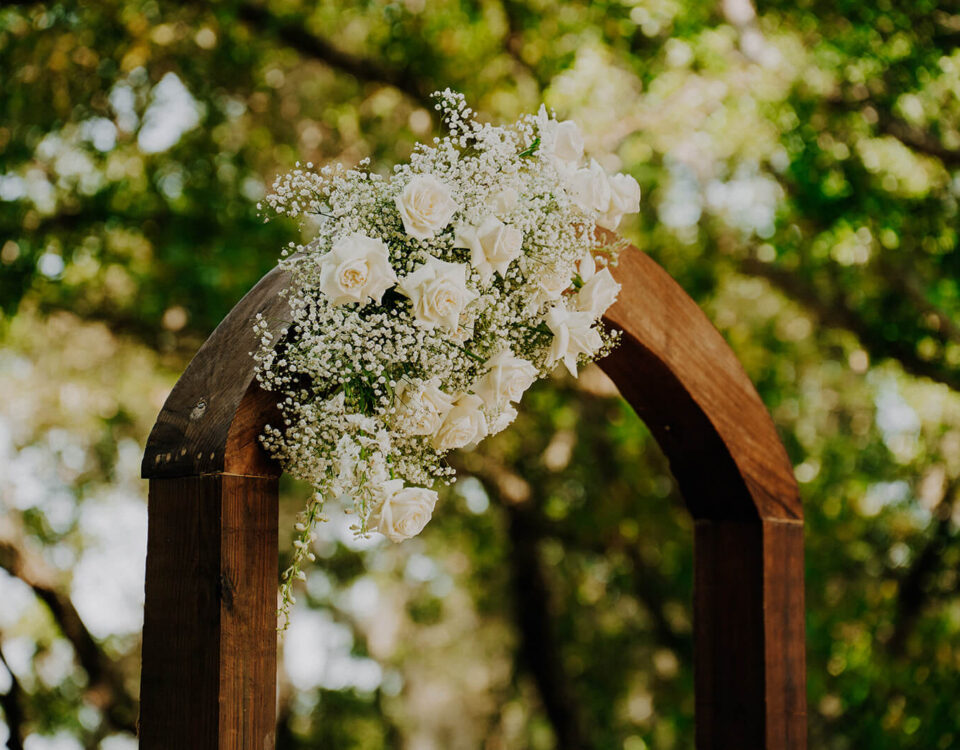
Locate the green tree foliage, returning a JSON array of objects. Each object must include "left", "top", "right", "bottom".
[{"left": 1, "top": 1, "right": 960, "bottom": 748}]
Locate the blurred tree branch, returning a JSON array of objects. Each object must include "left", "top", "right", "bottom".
[
  {"left": 889, "top": 479, "right": 960, "bottom": 655},
  {"left": 235, "top": 2, "right": 434, "bottom": 108},
  {"left": 452, "top": 453, "right": 587, "bottom": 749},
  {"left": 0, "top": 520, "right": 137, "bottom": 737},
  {"left": 884, "top": 263, "right": 960, "bottom": 347},
  {"left": 504, "top": 501, "right": 588, "bottom": 750},
  {"left": 738, "top": 256, "right": 960, "bottom": 392},
  {"left": 877, "top": 116, "right": 960, "bottom": 170},
  {"left": 534, "top": 513, "right": 690, "bottom": 655},
  {"left": 459, "top": 434, "right": 691, "bottom": 747},
  {"left": 236, "top": 0, "right": 546, "bottom": 111},
  {"left": 498, "top": 0, "right": 547, "bottom": 91},
  {"left": 0, "top": 645, "right": 25, "bottom": 750},
  {"left": 825, "top": 95, "right": 960, "bottom": 169}
]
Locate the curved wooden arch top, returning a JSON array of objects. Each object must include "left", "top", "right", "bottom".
[
  {"left": 140, "top": 239, "right": 806, "bottom": 750},
  {"left": 142, "top": 241, "right": 799, "bottom": 520},
  {"left": 142, "top": 262, "right": 292, "bottom": 480},
  {"left": 599, "top": 240, "right": 799, "bottom": 524}
]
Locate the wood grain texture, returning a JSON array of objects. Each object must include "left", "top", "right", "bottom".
[
  {"left": 693, "top": 521, "right": 766, "bottom": 750},
  {"left": 762, "top": 520, "right": 807, "bottom": 749},
  {"left": 140, "top": 477, "right": 219, "bottom": 749},
  {"left": 599, "top": 239, "right": 800, "bottom": 522},
  {"left": 141, "top": 237, "right": 806, "bottom": 749},
  {"left": 141, "top": 265, "right": 292, "bottom": 479},
  {"left": 139, "top": 476, "right": 278, "bottom": 750},
  {"left": 691, "top": 521, "right": 806, "bottom": 749},
  {"left": 218, "top": 474, "right": 279, "bottom": 750}
]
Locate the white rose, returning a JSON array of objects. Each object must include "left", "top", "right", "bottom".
[
  {"left": 551, "top": 120, "right": 585, "bottom": 164},
  {"left": 599, "top": 173, "right": 641, "bottom": 230},
  {"left": 398, "top": 256, "right": 478, "bottom": 330},
  {"left": 487, "top": 404, "right": 518, "bottom": 435},
  {"left": 395, "top": 174, "right": 459, "bottom": 240},
  {"left": 488, "top": 187, "right": 519, "bottom": 215},
  {"left": 568, "top": 162, "right": 642, "bottom": 230},
  {"left": 529, "top": 266, "right": 574, "bottom": 311},
  {"left": 373, "top": 484, "right": 438, "bottom": 543},
  {"left": 316, "top": 232, "right": 398, "bottom": 306},
  {"left": 474, "top": 348, "right": 538, "bottom": 410},
  {"left": 455, "top": 215, "right": 523, "bottom": 283},
  {"left": 568, "top": 159, "right": 612, "bottom": 215},
  {"left": 537, "top": 105, "right": 584, "bottom": 167},
  {"left": 432, "top": 394, "right": 489, "bottom": 451},
  {"left": 394, "top": 377, "right": 456, "bottom": 436},
  {"left": 576, "top": 267, "right": 621, "bottom": 318},
  {"left": 545, "top": 305, "right": 603, "bottom": 378}
]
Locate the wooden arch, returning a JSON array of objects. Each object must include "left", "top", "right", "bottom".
[{"left": 140, "top": 240, "right": 806, "bottom": 749}]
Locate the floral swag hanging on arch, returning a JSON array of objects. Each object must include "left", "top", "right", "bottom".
[{"left": 254, "top": 91, "right": 641, "bottom": 625}]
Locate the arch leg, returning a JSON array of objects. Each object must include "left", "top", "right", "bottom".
[{"left": 139, "top": 475, "right": 279, "bottom": 750}]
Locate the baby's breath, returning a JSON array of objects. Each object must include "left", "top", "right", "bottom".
[{"left": 256, "top": 91, "right": 641, "bottom": 628}]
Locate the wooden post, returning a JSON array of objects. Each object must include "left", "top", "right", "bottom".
[
  {"left": 139, "top": 475, "right": 278, "bottom": 749},
  {"left": 141, "top": 272, "right": 289, "bottom": 750},
  {"left": 141, "top": 238, "right": 806, "bottom": 749}
]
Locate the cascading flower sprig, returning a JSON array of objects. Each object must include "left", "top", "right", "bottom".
[{"left": 255, "top": 90, "right": 640, "bottom": 628}]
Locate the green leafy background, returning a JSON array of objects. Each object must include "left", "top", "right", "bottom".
[{"left": 1, "top": 1, "right": 959, "bottom": 748}]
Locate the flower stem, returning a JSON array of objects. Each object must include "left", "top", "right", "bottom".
[
  {"left": 445, "top": 340, "right": 485, "bottom": 363},
  {"left": 518, "top": 137, "right": 541, "bottom": 158},
  {"left": 277, "top": 495, "right": 325, "bottom": 632}
]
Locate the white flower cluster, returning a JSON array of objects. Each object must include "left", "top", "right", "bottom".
[{"left": 256, "top": 91, "right": 640, "bottom": 626}]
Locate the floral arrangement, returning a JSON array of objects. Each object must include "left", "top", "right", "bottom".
[{"left": 255, "top": 91, "right": 640, "bottom": 626}]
